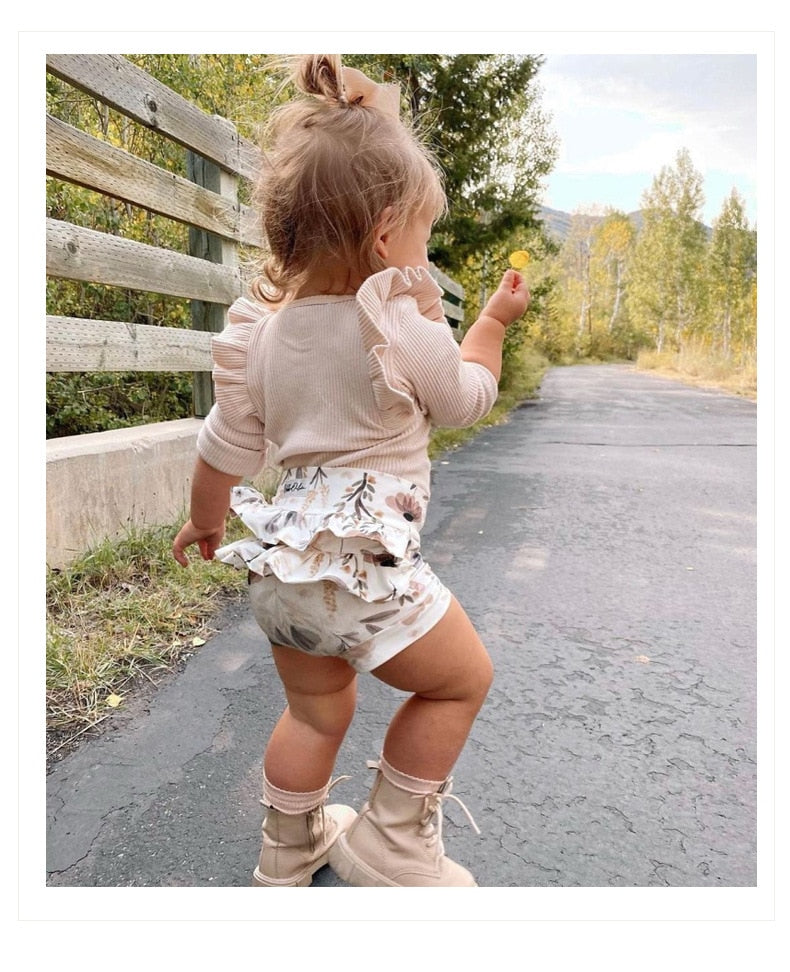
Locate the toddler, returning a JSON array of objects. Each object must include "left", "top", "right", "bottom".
[{"left": 173, "top": 54, "right": 530, "bottom": 887}]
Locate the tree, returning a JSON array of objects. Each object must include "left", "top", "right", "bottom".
[
  {"left": 593, "top": 211, "right": 635, "bottom": 335},
  {"left": 708, "top": 189, "right": 757, "bottom": 360},
  {"left": 627, "top": 149, "right": 708, "bottom": 352},
  {"left": 344, "top": 54, "right": 558, "bottom": 273},
  {"left": 565, "top": 211, "right": 599, "bottom": 349}
]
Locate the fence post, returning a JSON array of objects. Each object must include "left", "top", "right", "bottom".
[{"left": 187, "top": 151, "right": 239, "bottom": 417}]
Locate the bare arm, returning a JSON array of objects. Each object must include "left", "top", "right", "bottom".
[
  {"left": 460, "top": 269, "right": 530, "bottom": 381},
  {"left": 172, "top": 456, "right": 242, "bottom": 567}
]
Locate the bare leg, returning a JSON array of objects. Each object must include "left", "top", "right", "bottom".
[
  {"left": 371, "top": 595, "right": 493, "bottom": 781},
  {"left": 264, "top": 646, "right": 357, "bottom": 793},
  {"left": 328, "top": 595, "right": 492, "bottom": 886}
]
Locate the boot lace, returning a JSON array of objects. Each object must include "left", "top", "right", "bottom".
[
  {"left": 307, "top": 775, "right": 353, "bottom": 853},
  {"left": 417, "top": 778, "right": 481, "bottom": 848}
]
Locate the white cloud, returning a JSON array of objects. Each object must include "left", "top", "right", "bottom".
[
  {"left": 538, "top": 53, "right": 759, "bottom": 220},
  {"left": 561, "top": 132, "right": 697, "bottom": 176},
  {"left": 541, "top": 54, "right": 757, "bottom": 173},
  {"left": 542, "top": 53, "right": 756, "bottom": 116}
]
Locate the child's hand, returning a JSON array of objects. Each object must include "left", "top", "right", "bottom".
[
  {"left": 172, "top": 519, "right": 226, "bottom": 567},
  {"left": 482, "top": 269, "right": 530, "bottom": 328}
]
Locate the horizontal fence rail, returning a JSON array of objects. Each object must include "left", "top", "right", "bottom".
[
  {"left": 46, "top": 317, "right": 213, "bottom": 373},
  {"left": 46, "top": 54, "right": 260, "bottom": 180},
  {"left": 46, "top": 219, "right": 243, "bottom": 306},
  {"left": 46, "top": 115, "right": 263, "bottom": 248},
  {"left": 431, "top": 263, "right": 464, "bottom": 325}
]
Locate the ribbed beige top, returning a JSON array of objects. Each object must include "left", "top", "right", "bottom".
[{"left": 197, "top": 267, "right": 498, "bottom": 495}]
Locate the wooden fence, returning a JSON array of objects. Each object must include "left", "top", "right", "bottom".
[{"left": 46, "top": 54, "right": 465, "bottom": 420}]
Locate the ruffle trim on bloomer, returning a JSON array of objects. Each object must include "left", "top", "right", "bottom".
[{"left": 214, "top": 466, "right": 431, "bottom": 603}]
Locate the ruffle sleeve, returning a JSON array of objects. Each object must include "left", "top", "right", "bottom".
[
  {"left": 357, "top": 266, "right": 498, "bottom": 430},
  {"left": 196, "top": 297, "right": 270, "bottom": 478},
  {"left": 227, "top": 295, "right": 270, "bottom": 326},
  {"left": 355, "top": 266, "right": 446, "bottom": 418}
]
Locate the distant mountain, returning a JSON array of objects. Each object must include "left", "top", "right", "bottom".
[
  {"left": 537, "top": 205, "right": 711, "bottom": 244},
  {"left": 537, "top": 205, "right": 644, "bottom": 243},
  {"left": 537, "top": 206, "right": 574, "bottom": 242}
]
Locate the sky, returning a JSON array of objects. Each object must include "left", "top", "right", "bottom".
[{"left": 536, "top": 52, "right": 760, "bottom": 228}]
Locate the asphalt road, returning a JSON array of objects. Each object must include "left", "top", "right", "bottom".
[{"left": 46, "top": 364, "right": 758, "bottom": 889}]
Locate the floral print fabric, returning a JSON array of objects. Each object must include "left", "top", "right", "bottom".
[
  {"left": 215, "top": 466, "right": 451, "bottom": 671},
  {"left": 248, "top": 567, "right": 451, "bottom": 673},
  {"left": 215, "top": 466, "right": 431, "bottom": 602}
]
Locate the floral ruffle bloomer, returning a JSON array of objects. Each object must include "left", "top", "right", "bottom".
[{"left": 215, "top": 466, "right": 451, "bottom": 672}]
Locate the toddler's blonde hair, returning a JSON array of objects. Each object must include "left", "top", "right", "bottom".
[{"left": 251, "top": 54, "right": 447, "bottom": 303}]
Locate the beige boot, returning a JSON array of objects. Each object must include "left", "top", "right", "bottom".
[
  {"left": 253, "top": 776, "right": 356, "bottom": 887},
  {"left": 329, "top": 759, "right": 480, "bottom": 887}
]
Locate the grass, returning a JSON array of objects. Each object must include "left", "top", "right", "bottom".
[
  {"left": 636, "top": 343, "right": 757, "bottom": 400},
  {"left": 45, "top": 347, "right": 549, "bottom": 754},
  {"left": 46, "top": 519, "right": 249, "bottom": 757}
]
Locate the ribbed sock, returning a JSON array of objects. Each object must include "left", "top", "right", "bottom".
[
  {"left": 262, "top": 772, "right": 329, "bottom": 814},
  {"left": 379, "top": 753, "right": 446, "bottom": 795}
]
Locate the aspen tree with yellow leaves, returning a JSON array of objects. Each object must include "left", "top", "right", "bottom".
[
  {"left": 707, "top": 189, "right": 757, "bottom": 366},
  {"left": 627, "top": 149, "right": 708, "bottom": 353},
  {"left": 593, "top": 213, "right": 635, "bottom": 337}
]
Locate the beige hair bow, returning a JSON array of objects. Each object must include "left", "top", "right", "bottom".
[{"left": 341, "top": 66, "right": 400, "bottom": 118}]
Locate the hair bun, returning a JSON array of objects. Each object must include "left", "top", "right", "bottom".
[{"left": 293, "top": 54, "right": 346, "bottom": 104}]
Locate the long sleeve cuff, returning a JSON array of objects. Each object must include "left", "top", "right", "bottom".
[{"left": 197, "top": 409, "right": 267, "bottom": 478}]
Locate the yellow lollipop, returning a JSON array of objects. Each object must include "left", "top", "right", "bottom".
[{"left": 509, "top": 250, "right": 531, "bottom": 269}]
